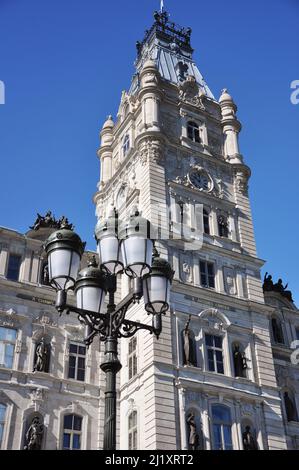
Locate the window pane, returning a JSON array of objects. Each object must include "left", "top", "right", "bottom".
[
  {"left": 78, "top": 346, "right": 86, "bottom": 356},
  {"left": 0, "top": 405, "right": 6, "bottom": 422},
  {"left": 208, "top": 275, "right": 215, "bottom": 288},
  {"left": 212, "top": 405, "right": 231, "bottom": 424},
  {"left": 215, "top": 350, "right": 223, "bottom": 361},
  {"left": 4, "top": 329, "right": 17, "bottom": 342},
  {"left": 200, "top": 274, "right": 207, "bottom": 286},
  {"left": 64, "top": 415, "right": 73, "bottom": 430},
  {"left": 214, "top": 336, "right": 222, "bottom": 349},
  {"left": 63, "top": 432, "right": 71, "bottom": 449},
  {"left": 205, "top": 335, "right": 213, "bottom": 346},
  {"left": 223, "top": 425, "right": 233, "bottom": 450},
  {"left": 68, "top": 367, "right": 75, "bottom": 379},
  {"left": 200, "top": 261, "right": 206, "bottom": 274},
  {"left": 69, "top": 344, "right": 78, "bottom": 354},
  {"left": 207, "top": 263, "right": 214, "bottom": 275},
  {"left": 207, "top": 349, "right": 214, "bottom": 361},
  {"left": 0, "top": 343, "right": 5, "bottom": 366},
  {"left": 217, "top": 362, "right": 224, "bottom": 374},
  {"left": 213, "top": 424, "right": 222, "bottom": 450},
  {"left": 0, "top": 423, "right": 4, "bottom": 446},
  {"left": 72, "top": 433, "right": 81, "bottom": 450},
  {"left": 0, "top": 327, "right": 16, "bottom": 341},
  {"left": 296, "top": 329, "right": 299, "bottom": 341},
  {"left": 77, "top": 369, "right": 85, "bottom": 382},
  {"left": 7, "top": 255, "right": 21, "bottom": 281},
  {"left": 69, "top": 356, "right": 76, "bottom": 367},
  {"left": 4, "top": 344, "right": 14, "bottom": 368},
  {"left": 208, "top": 360, "right": 215, "bottom": 372},
  {"left": 78, "top": 357, "right": 85, "bottom": 369},
  {"left": 129, "top": 433, "right": 133, "bottom": 450},
  {"left": 73, "top": 416, "right": 82, "bottom": 431}
]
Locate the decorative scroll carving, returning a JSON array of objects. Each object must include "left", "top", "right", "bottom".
[{"left": 178, "top": 75, "right": 205, "bottom": 109}]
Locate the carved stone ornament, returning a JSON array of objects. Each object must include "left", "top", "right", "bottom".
[
  {"left": 139, "top": 139, "right": 164, "bottom": 166},
  {"left": 34, "top": 312, "right": 58, "bottom": 328},
  {"left": 178, "top": 75, "right": 205, "bottom": 109},
  {"left": 241, "top": 402, "right": 253, "bottom": 417},
  {"left": 234, "top": 169, "right": 249, "bottom": 196},
  {"left": 185, "top": 390, "right": 201, "bottom": 403}
]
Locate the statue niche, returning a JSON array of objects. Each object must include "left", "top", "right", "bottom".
[
  {"left": 242, "top": 425, "right": 258, "bottom": 450},
  {"left": 233, "top": 343, "right": 248, "bottom": 378},
  {"left": 182, "top": 315, "right": 197, "bottom": 367},
  {"left": 24, "top": 415, "right": 44, "bottom": 450},
  {"left": 186, "top": 412, "right": 200, "bottom": 450},
  {"left": 33, "top": 337, "right": 50, "bottom": 373}
]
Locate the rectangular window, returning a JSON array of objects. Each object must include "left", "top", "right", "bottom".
[
  {"left": 296, "top": 329, "right": 299, "bottom": 341},
  {"left": 63, "top": 414, "right": 82, "bottom": 450},
  {"left": 128, "top": 337, "right": 137, "bottom": 380},
  {"left": 205, "top": 334, "right": 224, "bottom": 374},
  {"left": 200, "top": 261, "right": 215, "bottom": 288},
  {"left": 6, "top": 254, "right": 21, "bottom": 281},
  {"left": 68, "top": 343, "right": 86, "bottom": 382},
  {"left": 0, "top": 327, "right": 17, "bottom": 369}
]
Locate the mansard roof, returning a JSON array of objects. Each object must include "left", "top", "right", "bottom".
[{"left": 130, "top": 10, "right": 214, "bottom": 99}]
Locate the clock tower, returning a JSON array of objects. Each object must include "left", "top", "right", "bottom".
[{"left": 94, "top": 9, "right": 287, "bottom": 450}]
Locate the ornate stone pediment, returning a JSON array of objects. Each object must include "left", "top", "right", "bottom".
[
  {"left": 34, "top": 312, "right": 58, "bottom": 328},
  {"left": 179, "top": 75, "right": 205, "bottom": 109},
  {"left": 198, "top": 308, "right": 231, "bottom": 332}
]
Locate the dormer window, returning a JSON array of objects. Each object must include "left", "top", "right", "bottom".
[
  {"left": 187, "top": 122, "right": 201, "bottom": 143},
  {"left": 123, "top": 134, "right": 130, "bottom": 157}
]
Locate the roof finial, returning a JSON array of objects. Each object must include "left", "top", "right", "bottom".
[{"left": 160, "top": 0, "right": 164, "bottom": 13}]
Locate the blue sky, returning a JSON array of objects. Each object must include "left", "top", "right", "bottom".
[{"left": 0, "top": 0, "right": 298, "bottom": 303}]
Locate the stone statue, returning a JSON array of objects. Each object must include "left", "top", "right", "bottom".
[
  {"left": 233, "top": 344, "right": 247, "bottom": 378},
  {"left": 263, "top": 274, "right": 293, "bottom": 302},
  {"left": 263, "top": 272, "right": 274, "bottom": 292},
  {"left": 273, "top": 279, "right": 293, "bottom": 302},
  {"left": 284, "top": 392, "right": 297, "bottom": 422},
  {"left": 43, "top": 264, "right": 49, "bottom": 285},
  {"left": 182, "top": 316, "right": 196, "bottom": 367},
  {"left": 242, "top": 425, "right": 258, "bottom": 450},
  {"left": 57, "top": 215, "right": 74, "bottom": 231},
  {"left": 33, "top": 338, "right": 48, "bottom": 373},
  {"left": 186, "top": 413, "right": 200, "bottom": 450},
  {"left": 24, "top": 416, "right": 44, "bottom": 450}
]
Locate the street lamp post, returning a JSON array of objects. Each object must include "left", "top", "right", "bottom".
[{"left": 44, "top": 208, "right": 174, "bottom": 450}]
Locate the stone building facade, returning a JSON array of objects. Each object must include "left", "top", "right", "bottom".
[
  {"left": 93, "top": 10, "right": 299, "bottom": 450},
  {"left": 0, "top": 224, "right": 102, "bottom": 450},
  {"left": 0, "top": 10, "right": 298, "bottom": 451}
]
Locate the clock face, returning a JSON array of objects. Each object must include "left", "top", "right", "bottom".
[{"left": 189, "top": 170, "right": 210, "bottom": 190}]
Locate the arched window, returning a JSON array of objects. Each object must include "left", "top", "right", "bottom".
[
  {"left": 218, "top": 215, "right": 229, "bottom": 238},
  {"left": 0, "top": 404, "right": 7, "bottom": 448},
  {"left": 271, "top": 317, "right": 284, "bottom": 344},
  {"left": 203, "top": 209, "right": 210, "bottom": 235},
  {"left": 211, "top": 404, "right": 233, "bottom": 450},
  {"left": 63, "top": 414, "right": 82, "bottom": 450},
  {"left": 123, "top": 134, "right": 130, "bottom": 157},
  {"left": 128, "top": 411, "right": 137, "bottom": 450},
  {"left": 232, "top": 342, "right": 247, "bottom": 378},
  {"left": 284, "top": 391, "right": 298, "bottom": 422},
  {"left": 187, "top": 122, "right": 201, "bottom": 143}
]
